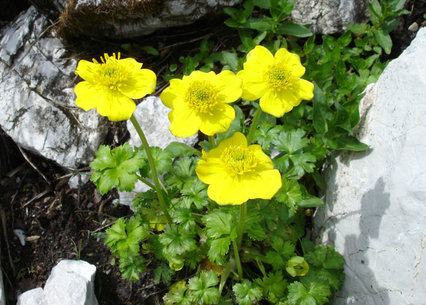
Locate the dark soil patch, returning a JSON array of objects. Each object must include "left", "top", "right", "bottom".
[{"left": 0, "top": 130, "right": 165, "bottom": 305}]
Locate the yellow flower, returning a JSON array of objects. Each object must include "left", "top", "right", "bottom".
[
  {"left": 237, "top": 46, "right": 314, "bottom": 117},
  {"left": 160, "top": 70, "right": 242, "bottom": 137},
  {"left": 196, "top": 132, "right": 282, "bottom": 205},
  {"left": 74, "top": 53, "right": 156, "bottom": 121}
]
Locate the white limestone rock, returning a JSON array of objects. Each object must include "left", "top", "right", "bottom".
[
  {"left": 314, "top": 28, "right": 426, "bottom": 304},
  {"left": 16, "top": 288, "right": 43, "bottom": 305},
  {"left": 292, "top": 0, "right": 368, "bottom": 34},
  {"left": 0, "top": 6, "right": 107, "bottom": 169},
  {"left": 17, "top": 260, "right": 98, "bottom": 305},
  {"left": 118, "top": 95, "right": 198, "bottom": 207}
]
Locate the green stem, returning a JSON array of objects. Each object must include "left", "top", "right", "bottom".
[
  {"left": 136, "top": 174, "right": 156, "bottom": 190},
  {"left": 130, "top": 115, "right": 172, "bottom": 223},
  {"left": 237, "top": 202, "right": 247, "bottom": 248},
  {"left": 246, "top": 106, "right": 262, "bottom": 144},
  {"left": 232, "top": 240, "right": 243, "bottom": 280},
  {"left": 208, "top": 135, "right": 216, "bottom": 149}
]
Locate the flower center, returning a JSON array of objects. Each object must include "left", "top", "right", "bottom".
[
  {"left": 95, "top": 53, "right": 128, "bottom": 91},
  {"left": 185, "top": 80, "right": 218, "bottom": 113},
  {"left": 221, "top": 145, "right": 257, "bottom": 176},
  {"left": 264, "top": 64, "right": 292, "bottom": 91}
]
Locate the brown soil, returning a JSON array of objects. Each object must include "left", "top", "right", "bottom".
[{"left": 0, "top": 1, "right": 424, "bottom": 304}]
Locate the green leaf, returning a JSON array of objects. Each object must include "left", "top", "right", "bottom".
[
  {"left": 105, "top": 217, "right": 149, "bottom": 257},
  {"left": 275, "top": 178, "right": 302, "bottom": 210},
  {"left": 139, "top": 46, "right": 159, "bottom": 56},
  {"left": 298, "top": 196, "right": 324, "bottom": 208},
  {"left": 164, "top": 281, "right": 191, "bottom": 305},
  {"left": 287, "top": 280, "right": 331, "bottom": 305},
  {"left": 273, "top": 129, "right": 309, "bottom": 154},
  {"left": 203, "top": 210, "right": 237, "bottom": 240},
  {"left": 276, "top": 22, "right": 312, "bottom": 37},
  {"left": 188, "top": 271, "right": 220, "bottom": 304},
  {"left": 221, "top": 51, "right": 240, "bottom": 72},
  {"left": 139, "top": 147, "right": 173, "bottom": 178},
  {"left": 244, "top": 17, "right": 273, "bottom": 32},
  {"left": 312, "top": 86, "right": 328, "bottom": 135},
  {"left": 255, "top": 271, "right": 287, "bottom": 303},
  {"left": 181, "top": 179, "right": 209, "bottom": 210},
  {"left": 245, "top": 209, "right": 266, "bottom": 241},
  {"left": 90, "top": 144, "right": 145, "bottom": 194},
  {"left": 327, "top": 135, "right": 368, "bottom": 151},
  {"left": 346, "top": 23, "right": 368, "bottom": 35},
  {"left": 119, "top": 255, "right": 145, "bottom": 281},
  {"left": 373, "top": 28, "right": 392, "bottom": 54},
  {"left": 165, "top": 142, "right": 201, "bottom": 157},
  {"left": 159, "top": 224, "right": 197, "bottom": 257},
  {"left": 154, "top": 263, "right": 173, "bottom": 285},
  {"left": 203, "top": 210, "right": 237, "bottom": 263},
  {"left": 233, "top": 280, "right": 263, "bottom": 305},
  {"left": 255, "top": 121, "right": 283, "bottom": 152}
]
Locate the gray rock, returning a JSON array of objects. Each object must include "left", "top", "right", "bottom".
[
  {"left": 292, "top": 0, "right": 368, "bottom": 34},
  {"left": 0, "top": 6, "right": 107, "bottom": 169},
  {"left": 58, "top": 0, "right": 242, "bottom": 39},
  {"left": 17, "top": 260, "right": 98, "bottom": 305},
  {"left": 118, "top": 95, "right": 198, "bottom": 207},
  {"left": 314, "top": 28, "right": 426, "bottom": 304}
]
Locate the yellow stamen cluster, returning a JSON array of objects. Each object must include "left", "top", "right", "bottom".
[
  {"left": 185, "top": 80, "right": 218, "bottom": 113},
  {"left": 264, "top": 64, "right": 292, "bottom": 91},
  {"left": 221, "top": 146, "right": 257, "bottom": 176},
  {"left": 95, "top": 53, "right": 128, "bottom": 91}
]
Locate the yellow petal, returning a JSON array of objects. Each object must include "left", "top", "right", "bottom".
[
  {"left": 274, "top": 48, "right": 305, "bottom": 77},
  {"left": 75, "top": 81, "right": 100, "bottom": 111},
  {"left": 160, "top": 79, "right": 187, "bottom": 109},
  {"left": 207, "top": 175, "right": 249, "bottom": 205},
  {"left": 248, "top": 145, "right": 274, "bottom": 170},
  {"left": 75, "top": 60, "right": 98, "bottom": 82},
  {"left": 96, "top": 90, "right": 136, "bottom": 121},
  {"left": 294, "top": 78, "right": 314, "bottom": 101},
  {"left": 214, "top": 70, "right": 242, "bottom": 103},
  {"left": 245, "top": 46, "right": 275, "bottom": 69},
  {"left": 237, "top": 70, "right": 268, "bottom": 101},
  {"left": 118, "top": 68, "right": 156, "bottom": 99},
  {"left": 199, "top": 104, "right": 235, "bottom": 136},
  {"left": 118, "top": 57, "right": 143, "bottom": 70},
  {"left": 259, "top": 90, "right": 293, "bottom": 117},
  {"left": 217, "top": 132, "right": 247, "bottom": 149},
  {"left": 168, "top": 106, "right": 202, "bottom": 137},
  {"left": 196, "top": 158, "right": 227, "bottom": 185},
  {"left": 242, "top": 170, "right": 282, "bottom": 200}
]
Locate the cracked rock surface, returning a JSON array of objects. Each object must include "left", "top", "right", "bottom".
[
  {"left": 292, "top": 0, "right": 368, "bottom": 34},
  {"left": 58, "top": 0, "right": 242, "bottom": 39},
  {"left": 314, "top": 28, "right": 426, "bottom": 305},
  {"left": 0, "top": 6, "right": 107, "bottom": 169}
]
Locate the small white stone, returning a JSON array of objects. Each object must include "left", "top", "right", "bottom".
[
  {"left": 43, "top": 260, "right": 98, "bottom": 305},
  {"left": 68, "top": 174, "right": 91, "bottom": 189}
]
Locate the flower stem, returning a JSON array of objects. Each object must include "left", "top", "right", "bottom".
[
  {"left": 136, "top": 174, "right": 156, "bottom": 190},
  {"left": 246, "top": 106, "right": 262, "bottom": 144},
  {"left": 233, "top": 202, "right": 247, "bottom": 280},
  {"left": 130, "top": 115, "right": 172, "bottom": 223},
  {"left": 232, "top": 240, "right": 243, "bottom": 280},
  {"left": 208, "top": 135, "right": 216, "bottom": 149},
  {"left": 237, "top": 202, "right": 247, "bottom": 247}
]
